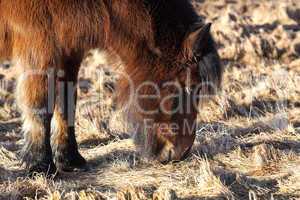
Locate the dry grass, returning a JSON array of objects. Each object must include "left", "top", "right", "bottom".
[{"left": 0, "top": 0, "right": 300, "bottom": 199}]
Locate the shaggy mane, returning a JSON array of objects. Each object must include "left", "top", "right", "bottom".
[{"left": 107, "top": 0, "right": 203, "bottom": 106}]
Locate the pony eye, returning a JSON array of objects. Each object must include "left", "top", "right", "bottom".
[{"left": 195, "top": 54, "right": 202, "bottom": 62}]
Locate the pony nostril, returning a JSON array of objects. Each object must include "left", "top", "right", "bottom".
[
  {"left": 167, "top": 149, "right": 177, "bottom": 163},
  {"left": 180, "top": 146, "right": 192, "bottom": 160},
  {"left": 157, "top": 145, "right": 176, "bottom": 164},
  {"left": 157, "top": 144, "right": 193, "bottom": 164}
]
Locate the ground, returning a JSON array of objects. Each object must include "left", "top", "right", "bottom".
[{"left": 0, "top": 0, "right": 300, "bottom": 199}]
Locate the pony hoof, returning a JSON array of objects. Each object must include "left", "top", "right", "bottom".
[
  {"left": 54, "top": 151, "right": 88, "bottom": 172},
  {"left": 28, "top": 161, "right": 57, "bottom": 177}
]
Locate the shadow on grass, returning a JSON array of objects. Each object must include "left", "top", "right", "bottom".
[
  {"left": 179, "top": 197, "right": 227, "bottom": 200},
  {"left": 240, "top": 140, "right": 300, "bottom": 153},
  {"left": 0, "top": 120, "right": 21, "bottom": 134},
  {"left": 56, "top": 149, "right": 138, "bottom": 195},
  {"left": 223, "top": 171, "right": 298, "bottom": 200},
  {"left": 193, "top": 118, "right": 299, "bottom": 157},
  {"left": 210, "top": 167, "right": 295, "bottom": 200},
  {"left": 0, "top": 166, "right": 25, "bottom": 183},
  {"left": 224, "top": 98, "right": 299, "bottom": 119},
  {"left": 294, "top": 121, "right": 300, "bottom": 134},
  {"left": 242, "top": 23, "right": 300, "bottom": 35},
  {"left": 88, "top": 149, "right": 137, "bottom": 169},
  {"left": 78, "top": 133, "right": 130, "bottom": 148}
]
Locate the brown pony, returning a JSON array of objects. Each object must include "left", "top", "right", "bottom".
[{"left": 0, "top": 0, "right": 222, "bottom": 174}]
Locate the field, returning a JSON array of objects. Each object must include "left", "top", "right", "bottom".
[{"left": 0, "top": 0, "right": 300, "bottom": 199}]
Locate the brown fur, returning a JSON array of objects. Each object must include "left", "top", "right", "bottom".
[{"left": 0, "top": 0, "right": 222, "bottom": 173}]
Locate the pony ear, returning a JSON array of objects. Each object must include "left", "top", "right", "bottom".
[{"left": 182, "top": 23, "right": 212, "bottom": 58}]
